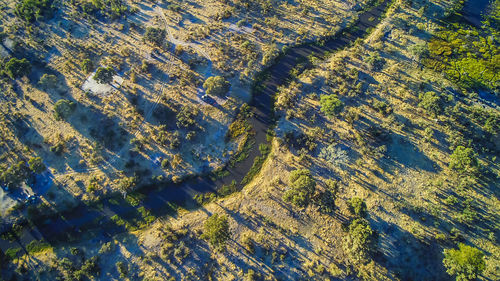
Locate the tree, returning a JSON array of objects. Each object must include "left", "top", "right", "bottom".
[
  {"left": 443, "top": 243, "right": 485, "bottom": 281},
  {"left": 342, "top": 218, "right": 375, "bottom": 265},
  {"left": 93, "top": 66, "right": 116, "bottom": 84},
  {"left": 348, "top": 197, "right": 367, "bottom": 217},
  {"left": 283, "top": 169, "right": 316, "bottom": 208},
  {"left": 176, "top": 106, "right": 199, "bottom": 129},
  {"left": 28, "top": 157, "right": 46, "bottom": 174},
  {"left": 418, "top": 91, "right": 442, "bottom": 116},
  {"left": 39, "top": 74, "right": 58, "bottom": 89},
  {"left": 15, "top": 0, "right": 54, "bottom": 22},
  {"left": 144, "top": 27, "right": 166, "bottom": 46},
  {"left": 449, "top": 146, "right": 479, "bottom": 175},
  {"left": 203, "top": 76, "right": 230, "bottom": 97},
  {"left": 0, "top": 161, "right": 30, "bottom": 189},
  {"left": 201, "top": 213, "right": 230, "bottom": 249},
  {"left": 4, "top": 58, "right": 31, "bottom": 79},
  {"left": 54, "top": 99, "right": 76, "bottom": 120},
  {"left": 80, "top": 59, "right": 93, "bottom": 74},
  {"left": 320, "top": 94, "right": 344, "bottom": 117}
]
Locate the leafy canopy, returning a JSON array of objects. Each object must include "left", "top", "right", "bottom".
[
  {"left": 203, "top": 76, "right": 230, "bottom": 97},
  {"left": 320, "top": 94, "right": 344, "bottom": 117},
  {"left": 4, "top": 58, "right": 31, "bottom": 79},
  {"left": 449, "top": 146, "right": 479, "bottom": 175},
  {"left": 201, "top": 213, "right": 230, "bottom": 249},
  {"left": 15, "top": 0, "right": 54, "bottom": 22},
  {"left": 93, "top": 66, "right": 116, "bottom": 84},
  {"left": 54, "top": 99, "right": 76, "bottom": 120},
  {"left": 443, "top": 243, "right": 485, "bottom": 281},
  {"left": 283, "top": 169, "right": 316, "bottom": 208}
]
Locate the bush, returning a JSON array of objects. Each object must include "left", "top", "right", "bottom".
[
  {"left": 443, "top": 243, "right": 485, "bottom": 281},
  {"left": 342, "top": 218, "right": 375, "bottom": 264},
  {"left": 176, "top": 106, "right": 199, "bottom": 129},
  {"left": 38, "top": 74, "right": 58, "bottom": 89},
  {"left": 15, "top": 0, "right": 54, "bottom": 22},
  {"left": 320, "top": 94, "right": 344, "bottom": 117},
  {"left": 0, "top": 161, "right": 30, "bottom": 189},
  {"left": 201, "top": 213, "right": 230, "bottom": 249},
  {"left": 348, "top": 197, "right": 367, "bottom": 217},
  {"left": 144, "top": 27, "right": 166, "bottom": 46},
  {"left": 93, "top": 66, "right": 116, "bottom": 84},
  {"left": 418, "top": 91, "right": 442, "bottom": 116},
  {"left": 203, "top": 76, "right": 230, "bottom": 97},
  {"left": 4, "top": 58, "right": 31, "bottom": 79},
  {"left": 283, "top": 169, "right": 316, "bottom": 208},
  {"left": 116, "top": 261, "right": 128, "bottom": 278},
  {"left": 54, "top": 99, "right": 76, "bottom": 120},
  {"left": 80, "top": 59, "right": 93, "bottom": 74},
  {"left": 28, "top": 157, "right": 46, "bottom": 174},
  {"left": 449, "top": 146, "right": 479, "bottom": 175}
]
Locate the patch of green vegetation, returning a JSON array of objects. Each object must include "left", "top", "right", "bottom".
[
  {"left": 204, "top": 76, "right": 230, "bottom": 97},
  {"left": 282, "top": 169, "right": 316, "bottom": 208},
  {"left": 5, "top": 247, "right": 21, "bottom": 260},
  {"left": 93, "top": 66, "right": 116, "bottom": 84},
  {"left": 425, "top": 7, "right": 499, "bottom": 92},
  {"left": 144, "top": 27, "right": 166, "bottom": 46},
  {"left": 4, "top": 58, "right": 31, "bottom": 79},
  {"left": 15, "top": 0, "right": 54, "bottom": 22},
  {"left": 201, "top": 213, "right": 230, "bottom": 249},
  {"left": 320, "top": 94, "right": 344, "bottom": 117},
  {"left": 53, "top": 99, "right": 76, "bottom": 120},
  {"left": 443, "top": 243, "right": 485, "bottom": 281},
  {"left": 240, "top": 143, "right": 271, "bottom": 185},
  {"left": 25, "top": 240, "right": 52, "bottom": 254}
]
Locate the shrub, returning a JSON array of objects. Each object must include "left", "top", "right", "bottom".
[
  {"left": 449, "top": 146, "right": 479, "bottom": 175},
  {"left": 38, "top": 74, "right": 58, "bottom": 89},
  {"left": 54, "top": 99, "right": 76, "bottom": 120},
  {"left": 144, "top": 27, "right": 166, "bottom": 46},
  {"left": 283, "top": 169, "right": 316, "bottom": 208},
  {"left": 443, "top": 243, "right": 485, "bottom": 281},
  {"left": 93, "top": 66, "right": 116, "bottom": 84},
  {"left": 366, "top": 52, "right": 386, "bottom": 71},
  {"left": 28, "top": 157, "right": 46, "bottom": 174},
  {"left": 348, "top": 197, "right": 367, "bottom": 217},
  {"left": 201, "top": 213, "right": 230, "bottom": 249},
  {"left": 15, "top": 0, "right": 54, "bottom": 22},
  {"left": 80, "top": 59, "right": 93, "bottom": 74},
  {"left": 203, "top": 76, "right": 230, "bottom": 97},
  {"left": 0, "top": 161, "right": 30, "bottom": 189},
  {"left": 320, "top": 94, "right": 344, "bottom": 117},
  {"left": 4, "top": 58, "right": 31, "bottom": 79},
  {"left": 176, "top": 106, "right": 199, "bottom": 129},
  {"left": 342, "top": 218, "right": 375, "bottom": 264},
  {"left": 418, "top": 91, "right": 442, "bottom": 116}
]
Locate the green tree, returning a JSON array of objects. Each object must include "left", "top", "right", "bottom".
[
  {"left": 348, "top": 197, "right": 367, "bottom": 217},
  {"left": 0, "top": 161, "right": 30, "bottom": 189},
  {"left": 144, "top": 27, "right": 166, "bottom": 46},
  {"left": 342, "top": 218, "right": 375, "bottom": 264},
  {"left": 54, "top": 99, "right": 76, "bottom": 120},
  {"left": 201, "top": 213, "right": 231, "bottom": 249},
  {"left": 443, "top": 243, "right": 485, "bottom": 281},
  {"left": 38, "top": 74, "right": 58, "bottom": 89},
  {"left": 449, "top": 146, "right": 479, "bottom": 175},
  {"left": 176, "top": 106, "right": 199, "bottom": 129},
  {"left": 320, "top": 94, "right": 344, "bottom": 117},
  {"left": 418, "top": 91, "right": 442, "bottom": 116},
  {"left": 93, "top": 66, "right": 116, "bottom": 84},
  {"left": 283, "top": 169, "right": 316, "bottom": 208},
  {"left": 28, "top": 157, "right": 46, "bottom": 174},
  {"left": 203, "top": 76, "right": 230, "bottom": 97},
  {"left": 80, "top": 59, "right": 93, "bottom": 74},
  {"left": 15, "top": 0, "right": 54, "bottom": 22},
  {"left": 4, "top": 58, "right": 31, "bottom": 79}
]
